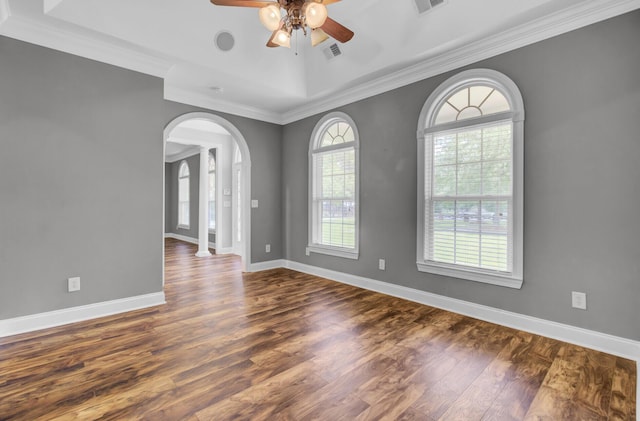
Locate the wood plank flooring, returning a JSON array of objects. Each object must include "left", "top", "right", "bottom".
[{"left": 0, "top": 238, "right": 636, "bottom": 420}]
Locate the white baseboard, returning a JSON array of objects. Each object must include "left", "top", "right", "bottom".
[
  {"left": 216, "top": 247, "right": 235, "bottom": 255},
  {"left": 0, "top": 292, "right": 166, "bottom": 338},
  {"left": 248, "top": 259, "right": 287, "bottom": 273},
  {"left": 164, "top": 232, "right": 215, "bottom": 250},
  {"left": 284, "top": 260, "right": 640, "bottom": 362}
]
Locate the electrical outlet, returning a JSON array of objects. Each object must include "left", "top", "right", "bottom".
[
  {"left": 68, "top": 277, "right": 81, "bottom": 292},
  {"left": 379, "top": 259, "right": 386, "bottom": 271},
  {"left": 265, "top": 244, "right": 271, "bottom": 253},
  {"left": 305, "top": 248, "right": 310, "bottom": 256},
  {"left": 571, "top": 291, "right": 587, "bottom": 310}
]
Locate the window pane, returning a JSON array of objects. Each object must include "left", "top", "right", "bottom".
[
  {"left": 434, "top": 86, "right": 512, "bottom": 125},
  {"left": 448, "top": 88, "right": 469, "bottom": 111},
  {"left": 435, "top": 102, "right": 458, "bottom": 125},
  {"left": 457, "top": 163, "right": 482, "bottom": 196},
  {"left": 457, "top": 130, "right": 482, "bottom": 163},
  {"left": 483, "top": 124, "right": 512, "bottom": 160},
  {"left": 482, "top": 160, "right": 511, "bottom": 196},
  {"left": 434, "top": 134, "right": 456, "bottom": 165},
  {"left": 178, "top": 161, "right": 190, "bottom": 227},
  {"left": 209, "top": 201, "right": 215, "bottom": 230},
  {"left": 481, "top": 90, "right": 510, "bottom": 115},
  {"left": 179, "top": 178, "right": 189, "bottom": 201},
  {"left": 469, "top": 86, "right": 494, "bottom": 108},
  {"left": 434, "top": 165, "right": 456, "bottom": 196}
]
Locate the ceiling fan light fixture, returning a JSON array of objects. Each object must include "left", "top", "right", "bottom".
[
  {"left": 258, "top": 3, "right": 281, "bottom": 31},
  {"left": 311, "top": 28, "right": 329, "bottom": 47},
  {"left": 304, "top": 2, "right": 328, "bottom": 29},
  {"left": 273, "top": 29, "right": 291, "bottom": 48}
]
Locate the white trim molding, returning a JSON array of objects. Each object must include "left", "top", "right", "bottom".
[
  {"left": 0, "top": 0, "right": 11, "bottom": 26},
  {"left": 0, "top": 292, "right": 166, "bottom": 338},
  {"left": 164, "top": 85, "right": 283, "bottom": 125},
  {"left": 164, "top": 233, "right": 215, "bottom": 250},
  {"left": 280, "top": 0, "right": 640, "bottom": 124},
  {"left": 282, "top": 260, "right": 640, "bottom": 362},
  {"left": 248, "top": 259, "right": 287, "bottom": 273},
  {"left": 0, "top": 15, "right": 173, "bottom": 78}
]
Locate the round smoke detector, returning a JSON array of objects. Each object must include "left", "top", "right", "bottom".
[{"left": 215, "top": 31, "right": 235, "bottom": 52}]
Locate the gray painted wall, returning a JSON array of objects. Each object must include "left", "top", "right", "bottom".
[
  {"left": 0, "top": 36, "right": 165, "bottom": 319},
  {"left": 282, "top": 11, "right": 640, "bottom": 341},
  {"left": 0, "top": 34, "right": 283, "bottom": 320}
]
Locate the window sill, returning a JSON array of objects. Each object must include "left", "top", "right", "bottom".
[
  {"left": 416, "top": 261, "right": 523, "bottom": 289},
  {"left": 177, "top": 224, "right": 190, "bottom": 230},
  {"left": 307, "top": 245, "right": 359, "bottom": 260}
]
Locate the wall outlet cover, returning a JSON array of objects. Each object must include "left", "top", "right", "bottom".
[
  {"left": 68, "top": 277, "right": 81, "bottom": 292},
  {"left": 571, "top": 291, "right": 587, "bottom": 310}
]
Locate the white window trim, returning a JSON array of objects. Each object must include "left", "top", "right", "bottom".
[
  {"left": 416, "top": 69, "right": 524, "bottom": 289},
  {"left": 178, "top": 160, "right": 191, "bottom": 231},
  {"left": 208, "top": 151, "right": 216, "bottom": 234},
  {"left": 308, "top": 111, "right": 360, "bottom": 259}
]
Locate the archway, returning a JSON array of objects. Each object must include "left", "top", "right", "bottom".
[{"left": 163, "top": 112, "right": 252, "bottom": 278}]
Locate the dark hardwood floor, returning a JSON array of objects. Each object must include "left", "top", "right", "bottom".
[{"left": 0, "top": 238, "right": 636, "bottom": 420}]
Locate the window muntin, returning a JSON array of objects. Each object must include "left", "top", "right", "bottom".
[
  {"left": 208, "top": 152, "right": 216, "bottom": 231},
  {"left": 418, "top": 69, "right": 524, "bottom": 288},
  {"left": 178, "top": 161, "right": 190, "bottom": 228},
  {"left": 309, "top": 113, "right": 359, "bottom": 259},
  {"left": 434, "top": 86, "right": 510, "bottom": 125}
]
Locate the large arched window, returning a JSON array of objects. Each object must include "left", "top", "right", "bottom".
[
  {"left": 178, "top": 160, "right": 190, "bottom": 229},
  {"left": 208, "top": 152, "right": 216, "bottom": 232},
  {"left": 308, "top": 112, "right": 359, "bottom": 259},
  {"left": 417, "top": 69, "right": 524, "bottom": 288}
]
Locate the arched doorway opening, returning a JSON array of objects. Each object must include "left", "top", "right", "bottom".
[{"left": 163, "top": 112, "right": 252, "bottom": 279}]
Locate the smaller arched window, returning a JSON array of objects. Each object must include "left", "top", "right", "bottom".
[
  {"left": 417, "top": 69, "right": 524, "bottom": 288},
  {"left": 208, "top": 152, "right": 216, "bottom": 232},
  {"left": 308, "top": 112, "right": 360, "bottom": 259},
  {"left": 178, "top": 161, "right": 190, "bottom": 229}
]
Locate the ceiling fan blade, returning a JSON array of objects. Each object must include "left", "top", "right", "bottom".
[
  {"left": 210, "top": 0, "right": 273, "bottom": 8},
  {"left": 320, "top": 17, "right": 354, "bottom": 43}
]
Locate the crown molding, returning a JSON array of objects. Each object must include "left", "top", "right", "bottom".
[
  {"left": 1, "top": 0, "right": 637, "bottom": 124},
  {"left": 164, "top": 85, "right": 284, "bottom": 125},
  {"left": 0, "top": 0, "right": 11, "bottom": 25},
  {"left": 0, "top": 14, "right": 173, "bottom": 78},
  {"left": 280, "top": 0, "right": 640, "bottom": 124}
]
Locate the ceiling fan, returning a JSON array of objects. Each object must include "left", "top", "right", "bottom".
[{"left": 209, "top": 0, "right": 354, "bottom": 49}]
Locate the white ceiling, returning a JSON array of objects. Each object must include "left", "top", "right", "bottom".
[{"left": 1, "top": 0, "right": 639, "bottom": 124}]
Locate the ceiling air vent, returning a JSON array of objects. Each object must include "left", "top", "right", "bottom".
[
  {"left": 414, "top": 0, "right": 446, "bottom": 15},
  {"left": 323, "top": 43, "right": 342, "bottom": 61}
]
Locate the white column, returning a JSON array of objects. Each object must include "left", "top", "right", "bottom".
[{"left": 195, "top": 146, "right": 211, "bottom": 257}]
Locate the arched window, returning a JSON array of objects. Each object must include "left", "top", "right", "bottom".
[
  {"left": 417, "top": 69, "right": 524, "bottom": 288},
  {"left": 308, "top": 112, "right": 359, "bottom": 259},
  {"left": 208, "top": 152, "right": 216, "bottom": 232},
  {"left": 178, "top": 161, "right": 190, "bottom": 229}
]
